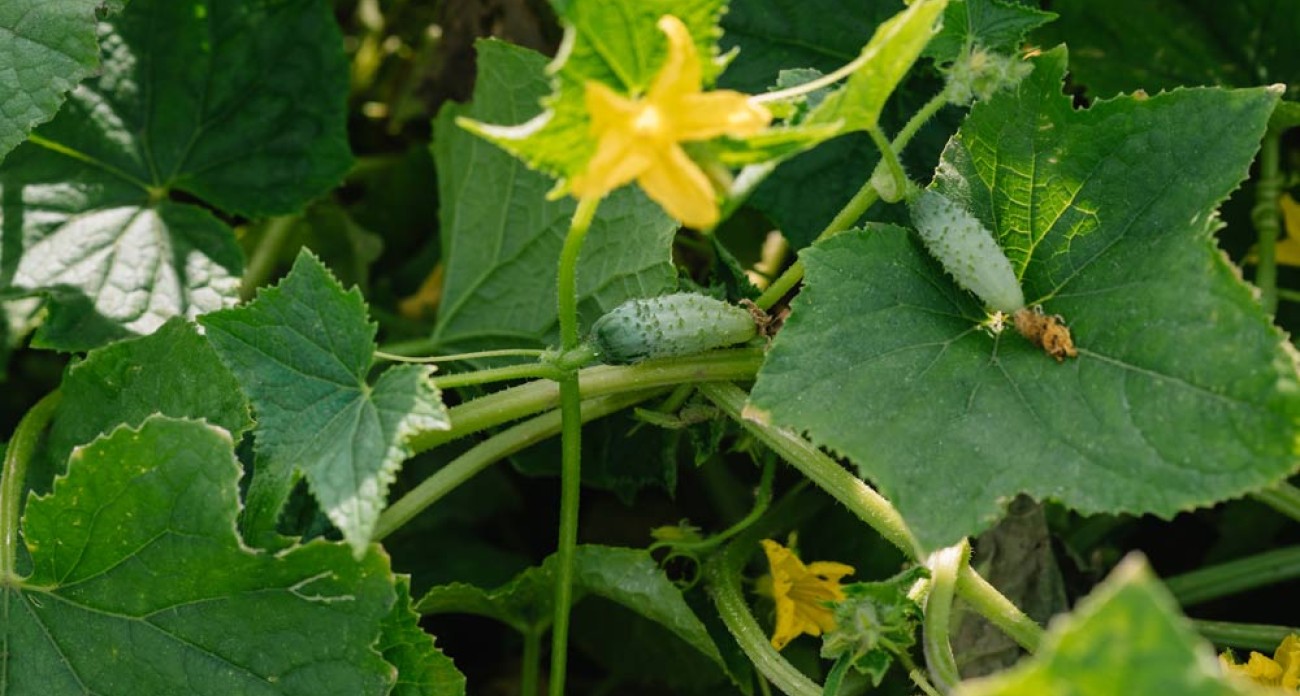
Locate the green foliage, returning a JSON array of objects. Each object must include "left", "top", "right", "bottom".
[
  {"left": 803, "top": 0, "right": 947, "bottom": 133},
  {"left": 925, "top": 0, "right": 1056, "bottom": 64},
  {"left": 39, "top": 318, "right": 250, "bottom": 489},
  {"left": 821, "top": 566, "right": 928, "bottom": 686},
  {"left": 0, "top": 0, "right": 109, "bottom": 159},
  {"left": 956, "top": 556, "right": 1263, "bottom": 695},
  {"left": 1036, "top": 0, "right": 1300, "bottom": 100},
  {"left": 432, "top": 41, "right": 679, "bottom": 354},
  {"left": 749, "top": 49, "right": 1296, "bottom": 551},
  {"left": 3, "top": 0, "right": 1299, "bottom": 691},
  {"left": 378, "top": 577, "right": 467, "bottom": 696},
  {"left": 202, "top": 252, "right": 449, "bottom": 555},
  {"left": 2, "top": 416, "right": 402, "bottom": 695},
  {"left": 418, "top": 545, "right": 734, "bottom": 681},
  {"left": 0, "top": 0, "right": 351, "bottom": 350}
]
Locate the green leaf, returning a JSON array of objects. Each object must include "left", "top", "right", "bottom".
[
  {"left": 39, "top": 318, "right": 251, "bottom": 490},
  {"left": 0, "top": 0, "right": 105, "bottom": 160},
  {"left": 719, "top": 1, "right": 904, "bottom": 95},
  {"left": 1035, "top": 0, "right": 1300, "bottom": 100},
  {"left": 201, "top": 251, "right": 450, "bottom": 555},
  {"left": 418, "top": 545, "right": 730, "bottom": 677},
  {"left": 431, "top": 40, "right": 678, "bottom": 355},
  {"left": 378, "top": 577, "right": 466, "bottom": 696},
  {"left": 748, "top": 49, "right": 1298, "bottom": 551},
  {"left": 956, "top": 555, "right": 1264, "bottom": 696},
  {"left": 803, "top": 0, "right": 948, "bottom": 133},
  {"left": 460, "top": 0, "right": 727, "bottom": 182},
  {"left": 0, "top": 0, "right": 352, "bottom": 350},
  {"left": 3, "top": 416, "right": 398, "bottom": 695},
  {"left": 923, "top": 0, "right": 1056, "bottom": 64}
]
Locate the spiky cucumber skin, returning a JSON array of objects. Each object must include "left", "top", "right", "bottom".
[
  {"left": 908, "top": 189, "right": 1025, "bottom": 313},
  {"left": 591, "top": 293, "right": 758, "bottom": 364}
]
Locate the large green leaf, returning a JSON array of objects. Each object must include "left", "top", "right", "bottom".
[
  {"left": 0, "top": 0, "right": 352, "bottom": 350},
  {"left": 40, "top": 318, "right": 251, "bottom": 487},
  {"left": 417, "top": 545, "right": 732, "bottom": 681},
  {"left": 378, "top": 577, "right": 466, "bottom": 696},
  {"left": 1, "top": 416, "right": 397, "bottom": 695},
  {"left": 748, "top": 48, "right": 1298, "bottom": 551},
  {"left": 431, "top": 40, "right": 678, "bottom": 355},
  {"left": 201, "top": 251, "right": 450, "bottom": 555},
  {"left": 1035, "top": 0, "right": 1300, "bottom": 100},
  {"left": 957, "top": 555, "right": 1266, "bottom": 696},
  {"left": 0, "top": 0, "right": 105, "bottom": 160}
]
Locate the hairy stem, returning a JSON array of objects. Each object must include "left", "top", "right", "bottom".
[
  {"left": 409, "top": 348, "right": 765, "bottom": 454},
  {"left": 550, "top": 196, "right": 600, "bottom": 696},
  {"left": 923, "top": 541, "right": 969, "bottom": 692},
  {"left": 1, "top": 391, "right": 61, "bottom": 583}
]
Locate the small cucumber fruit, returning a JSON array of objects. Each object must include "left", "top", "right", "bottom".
[
  {"left": 907, "top": 188, "right": 1025, "bottom": 313},
  {"left": 591, "top": 293, "right": 758, "bottom": 363}
]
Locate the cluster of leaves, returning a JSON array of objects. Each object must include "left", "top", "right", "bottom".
[{"left": 2, "top": 0, "right": 1300, "bottom": 693}]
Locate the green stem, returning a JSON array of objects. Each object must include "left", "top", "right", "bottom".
[
  {"left": 520, "top": 628, "right": 543, "bottom": 696},
  {"left": 754, "top": 90, "right": 950, "bottom": 311},
  {"left": 375, "top": 390, "right": 666, "bottom": 540},
  {"left": 241, "top": 216, "right": 297, "bottom": 301},
  {"left": 1277, "top": 288, "right": 1300, "bottom": 304},
  {"left": 699, "top": 382, "right": 920, "bottom": 555},
  {"left": 923, "top": 541, "right": 969, "bottom": 691},
  {"left": 1252, "top": 129, "right": 1283, "bottom": 315},
  {"left": 1164, "top": 545, "right": 1300, "bottom": 607},
  {"left": 954, "top": 567, "right": 1043, "bottom": 652},
  {"left": 699, "top": 382, "right": 1044, "bottom": 652},
  {"left": 374, "top": 348, "right": 548, "bottom": 364},
  {"left": 409, "top": 348, "right": 765, "bottom": 455},
  {"left": 868, "top": 124, "right": 909, "bottom": 201},
  {"left": 704, "top": 542, "right": 822, "bottom": 696},
  {"left": 550, "top": 196, "right": 600, "bottom": 696},
  {"left": 1, "top": 391, "right": 61, "bottom": 584},
  {"left": 432, "top": 363, "right": 561, "bottom": 390},
  {"left": 1252, "top": 482, "right": 1300, "bottom": 523},
  {"left": 1194, "top": 620, "right": 1299, "bottom": 652}
]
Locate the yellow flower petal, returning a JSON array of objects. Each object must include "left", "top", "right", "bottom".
[
  {"left": 639, "top": 144, "right": 718, "bottom": 229},
  {"left": 673, "top": 91, "right": 772, "bottom": 141},
  {"left": 649, "top": 15, "right": 702, "bottom": 102},
  {"left": 571, "top": 117, "right": 652, "bottom": 199},
  {"left": 761, "top": 539, "right": 855, "bottom": 651},
  {"left": 1276, "top": 634, "right": 1300, "bottom": 689},
  {"left": 569, "top": 13, "right": 772, "bottom": 228}
]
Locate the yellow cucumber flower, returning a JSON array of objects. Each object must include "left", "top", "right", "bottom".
[
  {"left": 760, "top": 539, "right": 855, "bottom": 650},
  {"left": 569, "top": 14, "right": 772, "bottom": 229},
  {"left": 1220, "top": 634, "right": 1300, "bottom": 690}
]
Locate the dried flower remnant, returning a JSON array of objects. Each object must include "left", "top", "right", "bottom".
[{"left": 1014, "top": 306, "right": 1078, "bottom": 362}]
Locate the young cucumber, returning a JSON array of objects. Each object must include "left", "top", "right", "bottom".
[
  {"left": 591, "top": 292, "right": 758, "bottom": 363},
  {"left": 907, "top": 188, "right": 1025, "bottom": 314}
]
